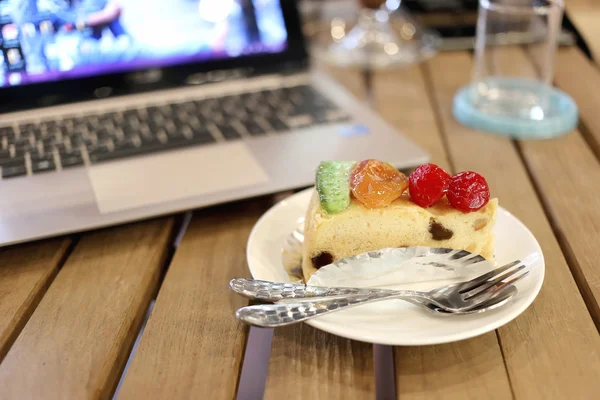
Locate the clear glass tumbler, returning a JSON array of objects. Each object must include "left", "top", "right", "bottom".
[
  {"left": 471, "top": 0, "right": 564, "bottom": 121},
  {"left": 309, "top": 0, "right": 439, "bottom": 69}
]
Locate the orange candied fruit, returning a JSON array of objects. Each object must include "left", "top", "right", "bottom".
[{"left": 350, "top": 159, "right": 409, "bottom": 208}]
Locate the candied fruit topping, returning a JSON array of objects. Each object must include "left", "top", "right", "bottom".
[
  {"left": 409, "top": 163, "right": 451, "bottom": 207},
  {"left": 350, "top": 159, "right": 408, "bottom": 208},
  {"left": 447, "top": 171, "right": 490, "bottom": 212}
]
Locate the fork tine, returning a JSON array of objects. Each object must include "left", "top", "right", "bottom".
[
  {"left": 471, "top": 272, "right": 529, "bottom": 305},
  {"left": 463, "top": 265, "right": 526, "bottom": 299},
  {"left": 466, "top": 270, "right": 530, "bottom": 301},
  {"left": 459, "top": 260, "right": 522, "bottom": 294}
]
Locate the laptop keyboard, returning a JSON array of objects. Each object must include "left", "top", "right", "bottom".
[{"left": 0, "top": 85, "right": 350, "bottom": 179}]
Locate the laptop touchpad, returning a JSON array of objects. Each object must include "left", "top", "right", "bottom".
[{"left": 88, "top": 142, "right": 269, "bottom": 214}]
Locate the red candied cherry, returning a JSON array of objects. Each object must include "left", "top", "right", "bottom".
[
  {"left": 447, "top": 171, "right": 490, "bottom": 212},
  {"left": 409, "top": 163, "right": 451, "bottom": 207}
]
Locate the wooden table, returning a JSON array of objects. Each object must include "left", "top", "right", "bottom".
[{"left": 3, "top": 24, "right": 600, "bottom": 400}]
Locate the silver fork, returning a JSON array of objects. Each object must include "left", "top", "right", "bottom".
[
  {"left": 230, "top": 260, "right": 524, "bottom": 304},
  {"left": 230, "top": 277, "right": 518, "bottom": 316},
  {"left": 233, "top": 261, "right": 529, "bottom": 327}
]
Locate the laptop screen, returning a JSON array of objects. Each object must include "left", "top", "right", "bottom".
[{"left": 0, "top": 0, "right": 288, "bottom": 88}]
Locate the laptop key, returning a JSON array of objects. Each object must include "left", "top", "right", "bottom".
[
  {"left": 157, "top": 104, "right": 173, "bottom": 116},
  {"left": 44, "top": 142, "right": 67, "bottom": 153},
  {"left": 0, "top": 154, "right": 25, "bottom": 164},
  {"left": 146, "top": 107, "right": 164, "bottom": 120},
  {"left": 189, "top": 126, "right": 213, "bottom": 141},
  {"left": 40, "top": 120, "right": 57, "bottom": 130},
  {"left": 57, "top": 123, "right": 73, "bottom": 135},
  {"left": 97, "top": 113, "right": 117, "bottom": 125},
  {"left": 106, "top": 139, "right": 140, "bottom": 158},
  {"left": 0, "top": 127, "right": 16, "bottom": 140},
  {"left": 2, "top": 160, "right": 27, "bottom": 178},
  {"left": 13, "top": 145, "right": 35, "bottom": 158},
  {"left": 188, "top": 132, "right": 215, "bottom": 145},
  {"left": 19, "top": 122, "right": 38, "bottom": 132},
  {"left": 171, "top": 102, "right": 194, "bottom": 114},
  {"left": 9, "top": 136, "right": 29, "bottom": 145},
  {"left": 59, "top": 150, "right": 84, "bottom": 168},
  {"left": 266, "top": 116, "right": 290, "bottom": 133},
  {"left": 87, "top": 144, "right": 112, "bottom": 163},
  {"left": 31, "top": 154, "right": 56, "bottom": 174},
  {"left": 146, "top": 118, "right": 164, "bottom": 133},
  {"left": 32, "top": 128, "right": 45, "bottom": 139},
  {"left": 122, "top": 123, "right": 142, "bottom": 137},
  {"left": 95, "top": 128, "right": 113, "bottom": 141},
  {"left": 243, "top": 119, "right": 266, "bottom": 136},
  {"left": 70, "top": 134, "right": 95, "bottom": 147},
  {"left": 123, "top": 109, "right": 141, "bottom": 119},
  {"left": 41, "top": 136, "right": 58, "bottom": 146},
  {"left": 19, "top": 125, "right": 43, "bottom": 138},
  {"left": 287, "top": 104, "right": 323, "bottom": 118},
  {"left": 215, "top": 123, "right": 241, "bottom": 140},
  {"left": 0, "top": 149, "right": 11, "bottom": 162}
]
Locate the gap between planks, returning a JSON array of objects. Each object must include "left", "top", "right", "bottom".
[
  {"left": 0, "top": 236, "right": 78, "bottom": 362},
  {"left": 111, "top": 211, "right": 194, "bottom": 399},
  {"left": 236, "top": 327, "right": 275, "bottom": 400}
]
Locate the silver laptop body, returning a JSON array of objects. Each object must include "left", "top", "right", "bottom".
[{"left": 0, "top": 1, "right": 428, "bottom": 246}]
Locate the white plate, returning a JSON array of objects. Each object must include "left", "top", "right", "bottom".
[{"left": 246, "top": 188, "right": 544, "bottom": 345}]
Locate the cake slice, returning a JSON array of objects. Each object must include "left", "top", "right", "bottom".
[{"left": 301, "top": 160, "right": 497, "bottom": 282}]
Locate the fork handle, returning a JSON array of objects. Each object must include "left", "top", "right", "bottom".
[
  {"left": 229, "top": 278, "right": 393, "bottom": 301},
  {"left": 235, "top": 290, "right": 429, "bottom": 327}
]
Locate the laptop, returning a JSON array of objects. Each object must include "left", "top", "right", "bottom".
[{"left": 0, "top": 0, "right": 428, "bottom": 247}]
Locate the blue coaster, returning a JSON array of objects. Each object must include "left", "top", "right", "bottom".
[{"left": 452, "top": 78, "right": 578, "bottom": 139}]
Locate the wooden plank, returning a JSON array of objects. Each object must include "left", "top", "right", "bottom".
[
  {"left": 314, "top": 57, "right": 367, "bottom": 100},
  {"left": 371, "top": 67, "right": 452, "bottom": 172},
  {"left": 370, "top": 64, "right": 512, "bottom": 399},
  {"left": 264, "top": 325, "right": 375, "bottom": 399},
  {"left": 426, "top": 50, "right": 600, "bottom": 398},
  {"left": 0, "top": 218, "right": 174, "bottom": 400},
  {"left": 565, "top": 0, "right": 600, "bottom": 61},
  {"left": 117, "top": 200, "right": 269, "bottom": 399},
  {"left": 0, "top": 238, "right": 71, "bottom": 360},
  {"left": 521, "top": 130, "right": 600, "bottom": 317},
  {"left": 395, "top": 335, "right": 512, "bottom": 400},
  {"left": 553, "top": 47, "right": 600, "bottom": 155}
]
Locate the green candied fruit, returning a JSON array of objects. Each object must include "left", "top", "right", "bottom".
[{"left": 316, "top": 161, "right": 355, "bottom": 214}]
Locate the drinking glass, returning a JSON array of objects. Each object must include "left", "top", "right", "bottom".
[
  {"left": 472, "top": 0, "right": 563, "bottom": 120},
  {"left": 453, "top": 0, "right": 577, "bottom": 138},
  {"left": 310, "top": 0, "right": 439, "bottom": 69}
]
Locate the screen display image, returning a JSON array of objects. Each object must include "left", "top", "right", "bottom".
[{"left": 0, "top": 0, "right": 288, "bottom": 87}]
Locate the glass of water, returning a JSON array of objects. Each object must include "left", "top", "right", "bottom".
[
  {"left": 454, "top": 0, "right": 577, "bottom": 138},
  {"left": 308, "top": 0, "right": 439, "bottom": 69}
]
